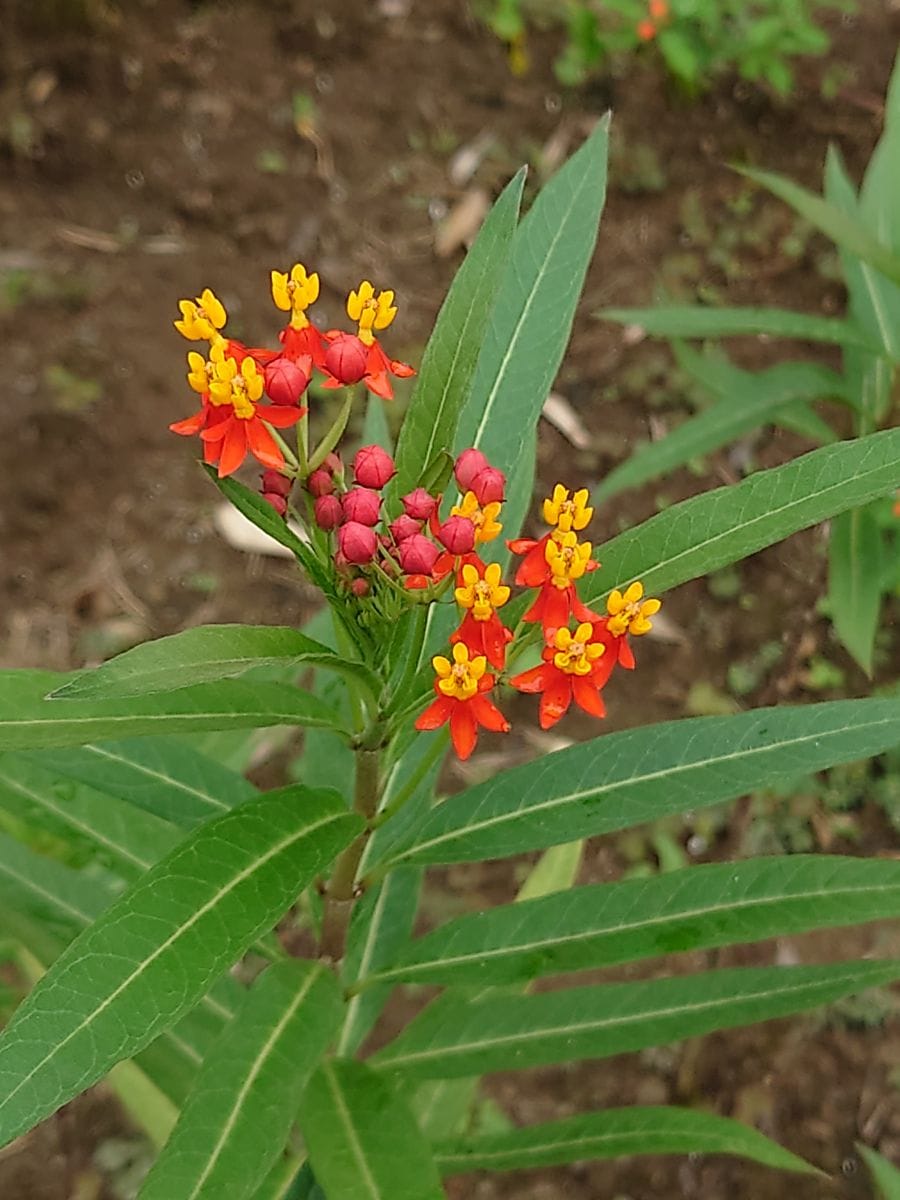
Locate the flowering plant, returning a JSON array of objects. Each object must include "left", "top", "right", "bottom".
[{"left": 0, "top": 120, "right": 898, "bottom": 1198}]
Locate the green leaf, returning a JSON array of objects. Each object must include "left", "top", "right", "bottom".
[
  {"left": 298, "top": 1058, "right": 445, "bottom": 1200},
  {"left": 829, "top": 505, "right": 885, "bottom": 674},
  {"left": 379, "top": 699, "right": 900, "bottom": 866},
  {"left": 51, "top": 625, "right": 379, "bottom": 703},
  {"left": 371, "top": 958, "right": 900, "bottom": 1079},
  {"left": 595, "top": 355, "right": 844, "bottom": 503},
  {"left": 455, "top": 118, "right": 609, "bottom": 543},
  {"left": 600, "top": 304, "right": 874, "bottom": 349},
  {"left": 579, "top": 429, "right": 900, "bottom": 612},
  {"left": 391, "top": 168, "right": 526, "bottom": 500},
  {"left": 140, "top": 961, "right": 342, "bottom": 1200},
  {"left": 436, "top": 1106, "right": 817, "bottom": 1176},
  {"left": 337, "top": 867, "right": 421, "bottom": 1056},
  {"left": 735, "top": 164, "right": 900, "bottom": 287},
  {"left": 0, "top": 785, "right": 360, "bottom": 1149},
  {"left": 362, "top": 391, "right": 392, "bottom": 453},
  {"left": 31, "top": 738, "right": 257, "bottom": 829},
  {"left": 363, "top": 856, "right": 900, "bottom": 988},
  {"left": 858, "top": 1143, "right": 900, "bottom": 1200},
  {"left": 0, "top": 831, "right": 110, "bottom": 945},
  {"left": 0, "top": 672, "right": 338, "bottom": 752},
  {"left": 0, "top": 753, "right": 180, "bottom": 881}
]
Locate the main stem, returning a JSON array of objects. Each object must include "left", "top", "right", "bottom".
[{"left": 319, "top": 746, "right": 381, "bottom": 962}]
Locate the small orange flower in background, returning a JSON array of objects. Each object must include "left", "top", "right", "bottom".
[
  {"left": 415, "top": 643, "right": 509, "bottom": 760},
  {"left": 322, "top": 280, "right": 415, "bottom": 399},
  {"left": 511, "top": 622, "right": 608, "bottom": 728}
]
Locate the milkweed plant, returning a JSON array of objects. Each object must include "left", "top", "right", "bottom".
[{"left": 0, "top": 118, "right": 898, "bottom": 1200}]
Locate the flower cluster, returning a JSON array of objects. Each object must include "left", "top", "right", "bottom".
[
  {"left": 416, "top": 466, "right": 661, "bottom": 760},
  {"left": 170, "top": 265, "right": 414, "bottom": 480}
]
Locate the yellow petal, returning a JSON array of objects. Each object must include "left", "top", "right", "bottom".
[
  {"left": 624, "top": 581, "right": 644, "bottom": 605},
  {"left": 642, "top": 598, "right": 662, "bottom": 617},
  {"left": 433, "top": 655, "right": 451, "bottom": 677}
]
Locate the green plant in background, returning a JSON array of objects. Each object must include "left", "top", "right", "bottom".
[
  {"left": 601, "top": 50, "right": 900, "bottom": 676},
  {"left": 482, "top": 0, "right": 853, "bottom": 93},
  {"left": 0, "top": 117, "right": 899, "bottom": 1200}
]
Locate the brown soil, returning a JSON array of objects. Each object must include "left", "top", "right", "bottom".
[{"left": 1, "top": 0, "right": 898, "bottom": 1196}]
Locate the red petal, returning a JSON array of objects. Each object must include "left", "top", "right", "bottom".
[
  {"left": 515, "top": 536, "right": 552, "bottom": 587},
  {"left": 217, "top": 419, "right": 248, "bottom": 477},
  {"left": 471, "top": 694, "right": 509, "bottom": 734},
  {"left": 450, "top": 703, "right": 477, "bottom": 760},
  {"left": 591, "top": 651, "right": 617, "bottom": 690},
  {"left": 365, "top": 371, "right": 394, "bottom": 400},
  {"left": 451, "top": 613, "right": 483, "bottom": 658},
  {"left": 245, "top": 346, "right": 279, "bottom": 366},
  {"left": 573, "top": 594, "right": 600, "bottom": 623},
  {"left": 200, "top": 421, "right": 229, "bottom": 443},
  {"left": 203, "top": 437, "right": 220, "bottom": 465},
  {"left": 539, "top": 674, "right": 572, "bottom": 729},
  {"left": 259, "top": 404, "right": 305, "bottom": 428},
  {"left": 415, "top": 695, "right": 454, "bottom": 731},
  {"left": 389, "top": 358, "right": 416, "bottom": 378},
  {"left": 507, "top": 537, "right": 538, "bottom": 555},
  {"left": 246, "top": 418, "right": 284, "bottom": 471},
  {"left": 403, "top": 574, "right": 430, "bottom": 590},
  {"left": 572, "top": 674, "right": 607, "bottom": 719},
  {"left": 540, "top": 585, "right": 571, "bottom": 637},
  {"left": 509, "top": 664, "right": 550, "bottom": 693},
  {"left": 482, "top": 613, "right": 509, "bottom": 671},
  {"left": 618, "top": 639, "right": 636, "bottom": 670},
  {"left": 169, "top": 409, "right": 206, "bottom": 435}
]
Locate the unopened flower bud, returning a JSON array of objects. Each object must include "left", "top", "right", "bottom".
[
  {"left": 341, "top": 487, "right": 381, "bottom": 526},
  {"left": 261, "top": 470, "right": 292, "bottom": 498},
  {"left": 470, "top": 466, "right": 505, "bottom": 505},
  {"left": 351, "top": 576, "right": 371, "bottom": 597},
  {"left": 262, "top": 492, "right": 287, "bottom": 517},
  {"left": 354, "top": 444, "right": 396, "bottom": 489},
  {"left": 324, "top": 451, "right": 343, "bottom": 476},
  {"left": 437, "top": 515, "right": 476, "bottom": 555},
  {"left": 401, "top": 487, "right": 438, "bottom": 520},
  {"left": 314, "top": 494, "right": 343, "bottom": 531},
  {"left": 398, "top": 534, "right": 440, "bottom": 576},
  {"left": 338, "top": 521, "right": 378, "bottom": 565},
  {"left": 264, "top": 356, "right": 310, "bottom": 406},
  {"left": 306, "top": 468, "right": 334, "bottom": 498},
  {"left": 454, "top": 448, "right": 489, "bottom": 492},
  {"left": 390, "top": 514, "right": 422, "bottom": 543},
  {"left": 325, "top": 332, "right": 368, "bottom": 385}
]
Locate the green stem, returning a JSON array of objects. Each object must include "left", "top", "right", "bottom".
[
  {"left": 308, "top": 389, "right": 355, "bottom": 474},
  {"left": 297, "top": 408, "right": 309, "bottom": 477},
  {"left": 266, "top": 425, "right": 300, "bottom": 470},
  {"left": 372, "top": 728, "right": 448, "bottom": 829}
]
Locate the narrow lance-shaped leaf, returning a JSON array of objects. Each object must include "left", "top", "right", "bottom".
[
  {"left": 298, "top": 1058, "right": 445, "bottom": 1200},
  {"left": 858, "top": 1144, "right": 900, "bottom": 1200},
  {"left": 436, "top": 1106, "right": 817, "bottom": 1177},
  {"left": 51, "top": 625, "right": 380, "bottom": 703},
  {"left": 599, "top": 304, "right": 876, "bottom": 349},
  {"left": 139, "top": 961, "right": 342, "bottom": 1200},
  {"left": 0, "top": 785, "right": 360, "bottom": 1150},
  {"left": 0, "top": 672, "right": 339, "bottom": 752},
  {"left": 371, "top": 958, "right": 900, "bottom": 1079},
  {"left": 828, "top": 505, "right": 884, "bottom": 675},
  {"left": 378, "top": 699, "right": 900, "bottom": 868},
  {"left": 363, "top": 855, "right": 900, "bottom": 988},
  {"left": 578, "top": 428, "right": 900, "bottom": 613},
  {"left": 31, "top": 738, "right": 257, "bottom": 829},
  {"left": 390, "top": 168, "right": 526, "bottom": 499}
]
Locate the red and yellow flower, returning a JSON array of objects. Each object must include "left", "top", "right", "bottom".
[
  {"left": 511, "top": 622, "right": 608, "bottom": 728},
  {"left": 415, "top": 643, "right": 509, "bottom": 760},
  {"left": 451, "top": 560, "right": 513, "bottom": 670},
  {"left": 322, "top": 280, "right": 415, "bottom": 400},
  {"left": 271, "top": 262, "right": 326, "bottom": 365},
  {"left": 174, "top": 287, "right": 227, "bottom": 344},
  {"left": 592, "top": 581, "right": 661, "bottom": 671},
  {"left": 521, "top": 531, "right": 599, "bottom": 635},
  {"left": 451, "top": 490, "right": 503, "bottom": 544}
]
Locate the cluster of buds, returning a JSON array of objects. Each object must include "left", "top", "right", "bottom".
[{"left": 637, "top": 0, "right": 670, "bottom": 41}]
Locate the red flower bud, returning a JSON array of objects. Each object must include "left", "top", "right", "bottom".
[
  {"left": 324, "top": 451, "right": 343, "bottom": 476},
  {"left": 314, "top": 494, "right": 343, "bottom": 531},
  {"left": 306, "top": 468, "right": 334, "bottom": 498},
  {"left": 454, "top": 448, "right": 489, "bottom": 492},
  {"left": 351, "top": 577, "right": 371, "bottom": 597},
  {"left": 338, "top": 521, "right": 378, "bottom": 565},
  {"left": 264, "top": 356, "right": 310, "bottom": 406},
  {"left": 389, "top": 514, "right": 422, "bottom": 543},
  {"left": 401, "top": 487, "right": 438, "bottom": 520},
  {"left": 261, "top": 470, "right": 292, "bottom": 498},
  {"left": 325, "top": 332, "right": 368, "bottom": 385},
  {"left": 262, "top": 492, "right": 287, "bottom": 517},
  {"left": 398, "top": 534, "right": 440, "bottom": 576},
  {"left": 437, "top": 515, "right": 476, "bottom": 555},
  {"left": 470, "top": 466, "right": 505, "bottom": 505},
  {"left": 341, "top": 487, "right": 381, "bottom": 526},
  {"left": 354, "top": 444, "right": 396, "bottom": 489}
]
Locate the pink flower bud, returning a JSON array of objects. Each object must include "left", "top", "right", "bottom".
[
  {"left": 354, "top": 444, "right": 396, "bottom": 489},
  {"left": 470, "top": 466, "right": 505, "bottom": 505},
  {"left": 324, "top": 451, "right": 343, "bottom": 476},
  {"left": 264, "top": 356, "right": 310, "bottom": 406},
  {"left": 262, "top": 492, "right": 287, "bottom": 517},
  {"left": 261, "top": 470, "right": 292, "bottom": 498},
  {"left": 338, "top": 521, "right": 378, "bottom": 565},
  {"left": 390, "top": 514, "right": 422, "bottom": 543},
  {"left": 351, "top": 577, "right": 371, "bottom": 597},
  {"left": 313, "top": 494, "right": 343, "bottom": 531},
  {"left": 454, "top": 448, "right": 489, "bottom": 492},
  {"left": 437, "top": 515, "right": 476, "bottom": 555},
  {"left": 398, "top": 534, "right": 440, "bottom": 576},
  {"left": 325, "top": 333, "right": 368, "bottom": 385},
  {"left": 401, "top": 487, "right": 438, "bottom": 520},
  {"left": 341, "top": 487, "right": 381, "bottom": 526},
  {"left": 306, "top": 468, "right": 334, "bottom": 498}
]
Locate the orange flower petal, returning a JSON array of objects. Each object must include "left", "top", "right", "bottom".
[
  {"left": 259, "top": 405, "right": 306, "bottom": 428},
  {"left": 572, "top": 674, "right": 607, "bottom": 719},
  {"left": 218, "top": 419, "right": 248, "bottom": 477},
  {"left": 450, "top": 702, "right": 478, "bottom": 760},
  {"left": 539, "top": 675, "right": 572, "bottom": 729},
  {"left": 169, "top": 410, "right": 206, "bottom": 435},
  {"left": 509, "top": 664, "right": 550, "bottom": 694},
  {"left": 470, "top": 694, "right": 509, "bottom": 734},
  {"left": 246, "top": 418, "right": 284, "bottom": 471},
  {"left": 415, "top": 695, "right": 454, "bottom": 731}
]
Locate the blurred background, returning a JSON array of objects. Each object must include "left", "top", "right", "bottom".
[{"left": 0, "top": 1, "right": 898, "bottom": 1196}]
